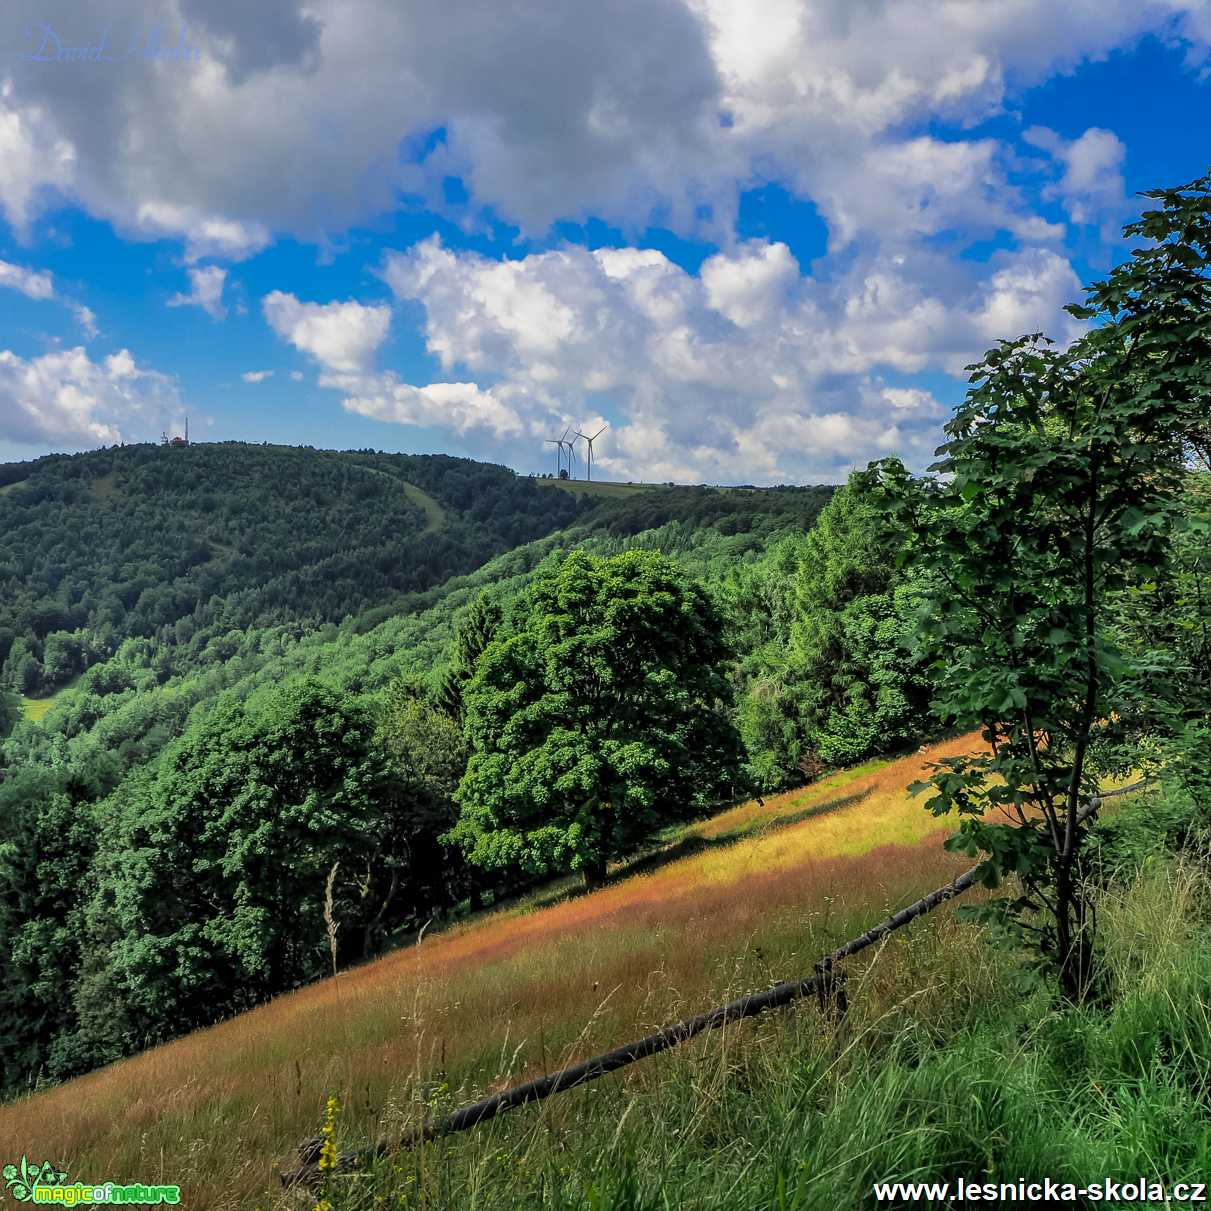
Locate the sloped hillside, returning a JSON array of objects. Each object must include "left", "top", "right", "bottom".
[
  {"left": 0, "top": 442, "right": 592, "bottom": 701},
  {"left": 0, "top": 732, "right": 980, "bottom": 1208}
]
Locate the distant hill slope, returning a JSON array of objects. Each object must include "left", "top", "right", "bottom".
[
  {"left": 0, "top": 733, "right": 979, "bottom": 1209},
  {"left": 1, "top": 466, "right": 832, "bottom": 805},
  {"left": 534, "top": 476, "right": 661, "bottom": 498},
  {"left": 0, "top": 442, "right": 591, "bottom": 698},
  {"left": 0, "top": 444, "right": 831, "bottom": 819}
]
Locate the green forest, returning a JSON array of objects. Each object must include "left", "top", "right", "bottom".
[
  {"left": 0, "top": 443, "right": 594, "bottom": 699},
  {"left": 0, "top": 173, "right": 1208, "bottom": 1211},
  {"left": 0, "top": 440, "right": 859, "bottom": 1091}
]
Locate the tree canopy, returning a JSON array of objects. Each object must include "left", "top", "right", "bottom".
[
  {"left": 871, "top": 169, "right": 1211, "bottom": 999},
  {"left": 71, "top": 680, "right": 400, "bottom": 1063},
  {"left": 451, "top": 549, "right": 743, "bottom": 887}
]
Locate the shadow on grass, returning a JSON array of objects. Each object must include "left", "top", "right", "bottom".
[
  {"left": 617, "top": 786, "right": 875, "bottom": 879},
  {"left": 519, "top": 785, "right": 876, "bottom": 913}
]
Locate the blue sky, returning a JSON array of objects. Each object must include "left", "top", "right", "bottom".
[{"left": 1, "top": 2, "right": 1209, "bottom": 483}]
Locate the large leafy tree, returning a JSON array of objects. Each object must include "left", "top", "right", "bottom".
[
  {"left": 872, "top": 171, "right": 1211, "bottom": 1000},
  {"left": 0, "top": 768, "right": 96, "bottom": 1093},
  {"left": 788, "top": 473, "right": 935, "bottom": 771},
  {"left": 1113, "top": 472, "right": 1211, "bottom": 812},
  {"left": 372, "top": 681, "right": 471, "bottom": 942},
  {"left": 724, "top": 478, "right": 935, "bottom": 792},
  {"left": 73, "top": 679, "right": 400, "bottom": 1062},
  {"left": 451, "top": 550, "right": 742, "bottom": 888},
  {"left": 434, "top": 591, "right": 503, "bottom": 724},
  {"left": 725, "top": 533, "right": 812, "bottom": 791}
]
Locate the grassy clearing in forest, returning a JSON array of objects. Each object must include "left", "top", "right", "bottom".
[
  {"left": 20, "top": 677, "right": 81, "bottom": 723},
  {"left": 21, "top": 694, "right": 58, "bottom": 723},
  {"left": 0, "top": 735, "right": 984, "bottom": 1207},
  {"left": 400, "top": 481, "right": 447, "bottom": 533},
  {"left": 87, "top": 471, "right": 120, "bottom": 502}
]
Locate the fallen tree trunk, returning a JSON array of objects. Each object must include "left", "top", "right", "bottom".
[{"left": 285, "top": 785, "right": 1145, "bottom": 1188}]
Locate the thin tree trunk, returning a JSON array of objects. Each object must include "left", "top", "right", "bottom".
[
  {"left": 362, "top": 866, "right": 400, "bottom": 958},
  {"left": 583, "top": 798, "right": 613, "bottom": 890},
  {"left": 1056, "top": 464, "right": 1101, "bottom": 1003},
  {"left": 582, "top": 855, "right": 607, "bottom": 891}
]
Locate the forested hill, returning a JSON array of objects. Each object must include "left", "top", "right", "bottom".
[
  {"left": 0, "top": 441, "right": 835, "bottom": 807},
  {"left": 0, "top": 442, "right": 592, "bottom": 698},
  {"left": 0, "top": 450, "right": 843, "bottom": 1090}
]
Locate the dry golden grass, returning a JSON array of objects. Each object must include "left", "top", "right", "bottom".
[{"left": 0, "top": 733, "right": 981, "bottom": 1208}]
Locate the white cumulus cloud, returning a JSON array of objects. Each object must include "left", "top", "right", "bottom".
[
  {"left": 1024, "top": 125, "right": 1129, "bottom": 236},
  {"left": 70, "top": 303, "right": 98, "bottom": 339},
  {"left": 0, "top": 257, "right": 98, "bottom": 338},
  {"left": 361, "top": 234, "right": 1086, "bottom": 481},
  {"left": 262, "top": 292, "right": 392, "bottom": 373},
  {"left": 0, "top": 345, "right": 185, "bottom": 447},
  {"left": 973, "top": 248, "right": 1086, "bottom": 349},
  {"left": 335, "top": 375, "right": 525, "bottom": 437},
  {"left": 135, "top": 201, "right": 271, "bottom": 264},
  {"left": 168, "top": 266, "right": 229, "bottom": 321},
  {"left": 0, "top": 259, "right": 54, "bottom": 300},
  {"left": 0, "top": 0, "right": 1203, "bottom": 246}
]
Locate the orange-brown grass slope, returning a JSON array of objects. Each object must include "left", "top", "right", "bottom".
[{"left": 1, "top": 732, "right": 982, "bottom": 1208}]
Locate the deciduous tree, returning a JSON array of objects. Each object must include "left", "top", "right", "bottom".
[
  {"left": 451, "top": 550, "right": 741, "bottom": 889},
  {"left": 871, "top": 171, "right": 1211, "bottom": 1000}
]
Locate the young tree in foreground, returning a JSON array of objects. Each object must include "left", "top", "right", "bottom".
[
  {"left": 450, "top": 550, "right": 742, "bottom": 889},
  {"left": 871, "top": 172, "right": 1211, "bottom": 1000}
]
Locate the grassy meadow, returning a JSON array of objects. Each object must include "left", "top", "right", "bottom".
[
  {"left": 399, "top": 481, "right": 448, "bottom": 533},
  {"left": 20, "top": 694, "right": 58, "bottom": 724},
  {"left": 336, "top": 859, "right": 1211, "bottom": 1210},
  {"left": 533, "top": 478, "right": 662, "bottom": 497},
  {"left": 19, "top": 676, "right": 79, "bottom": 724},
  {"left": 1, "top": 735, "right": 985, "bottom": 1207},
  {"left": 3, "top": 731, "right": 1196, "bottom": 1211}
]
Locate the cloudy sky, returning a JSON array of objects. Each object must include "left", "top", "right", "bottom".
[{"left": 1, "top": 1, "right": 1210, "bottom": 483}]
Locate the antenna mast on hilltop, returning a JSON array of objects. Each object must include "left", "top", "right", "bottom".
[{"left": 576, "top": 424, "right": 607, "bottom": 481}]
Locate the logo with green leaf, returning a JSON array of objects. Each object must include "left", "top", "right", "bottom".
[{"left": 2, "top": 1156, "right": 67, "bottom": 1203}]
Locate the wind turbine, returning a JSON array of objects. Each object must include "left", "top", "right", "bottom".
[
  {"left": 576, "top": 424, "right": 607, "bottom": 481},
  {"left": 545, "top": 428, "right": 576, "bottom": 478},
  {"left": 564, "top": 428, "right": 582, "bottom": 478}
]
